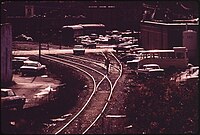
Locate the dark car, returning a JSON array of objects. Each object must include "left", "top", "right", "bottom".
[
  {"left": 120, "top": 54, "right": 138, "bottom": 63},
  {"left": 1, "top": 88, "right": 26, "bottom": 110},
  {"left": 20, "top": 60, "right": 47, "bottom": 76},
  {"left": 81, "top": 39, "right": 96, "bottom": 49},
  {"left": 113, "top": 45, "right": 130, "bottom": 52},
  {"left": 83, "top": 42, "right": 96, "bottom": 49},
  {"left": 113, "top": 42, "right": 137, "bottom": 53},
  {"left": 12, "top": 56, "right": 29, "bottom": 72}
]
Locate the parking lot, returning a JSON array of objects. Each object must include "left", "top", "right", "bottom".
[{"left": 11, "top": 73, "right": 61, "bottom": 109}]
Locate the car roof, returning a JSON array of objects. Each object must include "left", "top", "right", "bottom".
[
  {"left": 190, "top": 66, "right": 199, "bottom": 70},
  {"left": 75, "top": 44, "right": 83, "bottom": 46},
  {"left": 124, "top": 54, "right": 138, "bottom": 56},
  {"left": 1, "top": 88, "right": 12, "bottom": 92},
  {"left": 74, "top": 45, "right": 84, "bottom": 47},
  {"left": 14, "top": 57, "right": 29, "bottom": 60},
  {"left": 23, "top": 60, "right": 39, "bottom": 64},
  {"left": 143, "top": 64, "right": 159, "bottom": 67}
]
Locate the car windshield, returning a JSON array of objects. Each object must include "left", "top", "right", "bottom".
[
  {"left": 74, "top": 45, "right": 83, "bottom": 48},
  {"left": 14, "top": 57, "right": 29, "bottom": 61},
  {"left": 1, "top": 90, "right": 15, "bottom": 97},
  {"left": 145, "top": 65, "right": 159, "bottom": 69},
  {"left": 193, "top": 69, "right": 199, "bottom": 76},
  {"left": 24, "top": 63, "right": 38, "bottom": 67}
]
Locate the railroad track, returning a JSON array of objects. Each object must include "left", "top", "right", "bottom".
[{"left": 40, "top": 52, "right": 122, "bottom": 134}]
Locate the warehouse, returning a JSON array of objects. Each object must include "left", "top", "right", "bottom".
[
  {"left": 140, "top": 20, "right": 199, "bottom": 64},
  {"left": 140, "top": 20, "right": 198, "bottom": 49}
]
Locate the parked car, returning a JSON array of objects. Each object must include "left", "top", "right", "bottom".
[
  {"left": 84, "top": 42, "right": 96, "bottom": 49},
  {"left": 113, "top": 42, "right": 137, "bottom": 53},
  {"left": 15, "top": 34, "right": 33, "bottom": 41},
  {"left": 175, "top": 66, "right": 199, "bottom": 84},
  {"left": 113, "top": 45, "right": 130, "bottom": 52},
  {"left": 136, "top": 64, "right": 164, "bottom": 78},
  {"left": 20, "top": 60, "right": 47, "bottom": 76},
  {"left": 127, "top": 57, "right": 141, "bottom": 70},
  {"left": 73, "top": 45, "right": 85, "bottom": 55},
  {"left": 1, "top": 88, "right": 26, "bottom": 110},
  {"left": 120, "top": 53, "right": 139, "bottom": 63},
  {"left": 89, "top": 33, "right": 98, "bottom": 40},
  {"left": 81, "top": 40, "right": 96, "bottom": 48},
  {"left": 130, "top": 47, "right": 144, "bottom": 54},
  {"left": 186, "top": 68, "right": 199, "bottom": 83},
  {"left": 12, "top": 56, "right": 29, "bottom": 72}
]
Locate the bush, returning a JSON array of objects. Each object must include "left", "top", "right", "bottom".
[{"left": 125, "top": 76, "right": 198, "bottom": 134}]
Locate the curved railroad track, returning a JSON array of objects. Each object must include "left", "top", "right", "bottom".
[{"left": 40, "top": 52, "right": 122, "bottom": 134}]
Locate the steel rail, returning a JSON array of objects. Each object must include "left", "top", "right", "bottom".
[
  {"left": 40, "top": 54, "right": 113, "bottom": 134},
  {"left": 60, "top": 54, "right": 105, "bottom": 64},
  {"left": 58, "top": 54, "right": 106, "bottom": 70},
  {"left": 82, "top": 52, "right": 123, "bottom": 134}
]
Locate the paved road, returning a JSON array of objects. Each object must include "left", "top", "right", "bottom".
[
  {"left": 12, "top": 48, "right": 115, "bottom": 56},
  {"left": 12, "top": 41, "right": 115, "bottom": 56}
]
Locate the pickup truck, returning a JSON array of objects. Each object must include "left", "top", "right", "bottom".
[{"left": 1, "top": 88, "right": 26, "bottom": 110}]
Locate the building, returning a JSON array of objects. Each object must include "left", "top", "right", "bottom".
[
  {"left": 4, "top": 1, "right": 144, "bottom": 41},
  {"left": 140, "top": 20, "right": 199, "bottom": 64},
  {"left": 1, "top": 23, "right": 13, "bottom": 86},
  {"left": 140, "top": 20, "right": 198, "bottom": 49}
]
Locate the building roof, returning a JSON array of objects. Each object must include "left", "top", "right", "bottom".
[
  {"left": 138, "top": 49, "right": 174, "bottom": 53},
  {"left": 62, "top": 24, "right": 105, "bottom": 30},
  {"left": 142, "top": 20, "right": 199, "bottom": 26},
  {"left": 79, "top": 24, "right": 105, "bottom": 27},
  {"left": 62, "top": 25, "right": 83, "bottom": 30}
]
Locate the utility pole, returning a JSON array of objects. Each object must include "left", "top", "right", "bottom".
[
  {"left": 39, "top": 40, "right": 41, "bottom": 61},
  {"left": 38, "top": 15, "right": 42, "bottom": 62},
  {"left": 59, "top": 30, "right": 62, "bottom": 49}
]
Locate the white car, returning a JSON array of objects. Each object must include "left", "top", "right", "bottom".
[
  {"left": 1, "top": 88, "right": 26, "bottom": 110},
  {"left": 136, "top": 64, "right": 164, "bottom": 78},
  {"left": 176, "top": 66, "right": 199, "bottom": 83},
  {"left": 20, "top": 60, "right": 47, "bottom": 76},
  {"left": 73, "top": 45, "right": 85, "bottom": 55}
]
